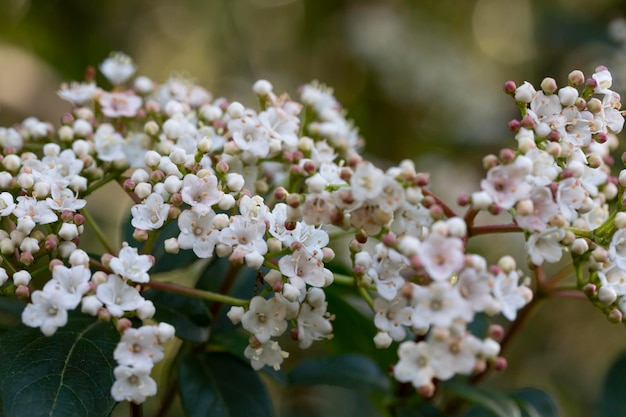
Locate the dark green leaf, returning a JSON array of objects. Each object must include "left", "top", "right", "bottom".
[
  {"left": 144, "top": 288, "right": 211, "bottom": 343},
  {"left": 467, "top": 313, "right": 489, "bottom": 338},
  {"left": 599, "top": 352, "right": 626, "bottom": 417},
  {"left": 396, "top": 403, "right": 443, "bottom": 417},
  {"left": 122, "top": 214, "right": 197, "bottom": 273},
  {"left": 288, "top": 354, "right": 390, "bottom": 392},
  {"left": 512, "top": 388, "right": 560, "bottom": 417},
  {"left": 0, "top": 313, "right": 118, "bottom": 417},
  {"left": 445, "top": 379, "right": 521, "bottom": 417},
  {"left": 178, "top": 351, "right": 274, "bottom": 417},
  {"left": 210, "top": 331, "right": 287, "bottom": 386}
]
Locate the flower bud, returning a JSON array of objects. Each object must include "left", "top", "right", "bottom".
[
  {"left": 373, "top": 332, "right": 393, "bottom": 349},
  {"left": 227, "top": 306, "right": 245, "bottom": 324}
]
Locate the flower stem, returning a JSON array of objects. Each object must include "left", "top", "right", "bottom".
[
  {"left": 422, "top": 189, "right": 457, "bottom": 218},
  {"left": 144, "top": 280, "right": 248, "bottom": 306},
  {"left": 357, "top": 285, "right": 375, "bottom": 311},
  {"left": 81, "top": 208, "right": 118, "bottom": 256},
  {"left": 468, "top": 223, "right": 522, "bottom": 237},
  {"left": 83, "top": 170, "right": 122, "bottom": 197}
]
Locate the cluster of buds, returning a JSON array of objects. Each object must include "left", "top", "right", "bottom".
[{"left": 2, "top": 51, "right": 625, "bottom": 403}]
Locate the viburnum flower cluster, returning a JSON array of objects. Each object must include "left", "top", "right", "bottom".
[{"left": 2, "top": 50, "right": 626, "bottom": 407}]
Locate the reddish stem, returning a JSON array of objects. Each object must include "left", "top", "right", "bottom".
[{"left": 422, "top": 189, "right": 457, "bottom": 218}]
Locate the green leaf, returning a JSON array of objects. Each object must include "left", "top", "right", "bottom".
[
  {"left": 396, "top": 403, "right": 443, "bottom": 417},
  {"left": 288, "top": 354, "right": 390, "bottom": 392},
  {"left": 445, "top": 379, "right": 522, "bottom": 417},
  {"left": 122, "top": 214, "right": 197, "bottom": 273},
  {"left": 0, "top": 313, "right": 119, "bottom": 417},
  {"left": 599, "top": 352, "right": 626, "bottom": 417},
  {"left": 210, "top": 331, "right": 287, "bottom": 386},
  {"left": 511, "top": 388, "right": 560, "bottom": 417},
  {"left": 144, "top": 289, "right": 211, "bottom": 343},
  {"left": 178, "top": 351, "right": 274, "bottom": 417},
  {"left": 324, "top": 286, "right": 396, "bottom": 367}
]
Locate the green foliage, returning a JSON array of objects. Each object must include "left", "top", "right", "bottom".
[
  {"left": 178, "top": 351, "right": 274, "bottom": 417},
  {"left": 288, "top": 354, "right": 390, "bottom": 392},
  {"left": 0, "top": 313, "right": 118, "bottom": 417},
  {"left": 122, "top": 215, "right": 197, "bottom": 274},
  {"left": 598, "top": 352, "right": 626, "bottom": 417},
  {"left": 144, "top": 289, "right": 211, "bottom": 343}
]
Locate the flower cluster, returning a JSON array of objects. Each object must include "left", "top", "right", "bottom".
[{"left": 3, "top": 51, "right": 626, "bottom": 405}]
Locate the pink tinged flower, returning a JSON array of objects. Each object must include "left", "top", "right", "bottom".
[
  {"left": 177, "top": 209, "right": 220, "bottom": 258},
  {"left": 219, "top": 216, "right": 267, "bottom": 256},
  {"left": 96, "top": 274, "right": 146, "bottom": 317},
  {"left": 278, "top": 249, "right": 332, "bottom": 288},
  {"left": 350, "top": 162, "right": 386, "bottom": 202},
  {"left": 57, "top": 82, "right": 97, "bottom": 105},
  {"left": 525, "top": 227, "right": 565, "bottom": 266},
  {"left": 373, "top": 297, "right": 412, "bottom": 341},
  {"left": 602, "top": 93, "right": 624, "bottom": 133},
  {"left": 14, "top": 196, "right": 58, "bottom": 224},
  {"left": 530, "top": 91, "right": 562, "bottom": 119},
  {"left": 492, "top": 271, "right": 532, "bottom": 321},
  {"left": 181, "top": 174, "right": 223, "bottom": 216},
  {"left": 100, "top": 52, "right": 136, "bottom": 85},
  {"left": 514, "top": 187, "right": 558, "bottom": 233},
  {"left": 393, "top": 340, "right": 436, "bottom": 388},
  {"left": 111, "top": 365, "right": 157, "bottom": 404},
  {"left": 114, "top": 326, "right": 164, "bottom": 369},
  {"left": 0, "top": 192, "right": 15, "bottom": 216},
  {"left": 297, "top": 302, "right": 333, "bottom": 349},
  {"left": 609, "top": 229, "right": 626, "bottom": 270},
  {"left": 241, "top": 296, "right": 288, "bottom": 343},
  {"left": 457, "top": 267, "right": 500, "bottom": 315},
  {"left": 131, "top": 193, "right": 170, "bottom": 230},
  {"left": 21, "top": 290, "right": 68, "bottom": 336},
  {"left": 110, "top": 246, "right": 153, "bottom": 283},
  {"left": 592, "top": 69, "right": 613, "bottom": 95},
  {"left": 481, "top": 159, "right": 532, "bottom": 210},
  {"left": 46, "top": 185, "right": 86, "bottom": 212},
  {"left": 43, "top": 264, "right": 91, "bottom": 309},
  {"left": 244, "top": 340, "right": 289, "bottom": 371},
  {"left": 556, "top": 177, "right": 590, "bottom": 222},
  {"left": 411, "top": 282, "right": 473, "bottom": 330},
  {"left": 99, "top": 92, "right": 143, "bottom": 118},
  {"left": 418, "top": 234, "right": 465, "bottom": 281}
]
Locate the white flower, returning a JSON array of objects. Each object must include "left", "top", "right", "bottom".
[
  {"left": 297, "top": 290, "right": 333, "bottom": 348},
  {"left": 57, "top": 82, "right": 97, "bottom": 105},
  {"left": 373, "top": 297, "right": 412, "bottom": 341},
  {"left": 111, "top": 365, "right": 157, "bottom": 404},
  {"left": 492, "top": 270, "right": 532, "bottom": 321},
  {"left": 114, "top": 326, "right": 164, "bottom": 369},
  {"left": 279, "top": 249, "right": 332, "bottom": 288},
  {"left": 14, "top": 196, "right": 58, "bottom": 225},
  {"left": 393, "top": 341, "right": 436, "bottom": 388},
  {"left": 177, "top": 210, "right": 220, "bottom": 258},
  {"left": 131, "top": 193, "right": 170, "bottom": 230},
  {"left": 244, "top": 340, "right": 289, "bottom": 371},
  {"left": 46, "top": 185, "right": 86, "bottom": 212},
  {"left": 411, "top": 282, "right": 473, "bottom": 329},
  {"left": 351, "top": 162, "right": 386, "bottom": 202},
  {"left": 525, "top": 227, "right": 565, "bottom": 266},
  {"left": 0, "top": 192, "right": 15, "bottom": 216},
  {"left": 94, "top": 123, "right": 126, "bottom": 162},
  {"left": 42, "top": 264, "right": 91, "bottom": 309},
  {"left": 219, "top": 216, "right": 267, "bottom": 257},
  {"left": 96, "top": 274, "right": 146, "bottom": 317},
  {"left": 22, "top": 290, "right": 68, "bottom": 336},
  {"left": 609, "top": 229, "right": 626, "bottom": 270},
  {"left": 100, "top": 52, "right": 136, "bottom": 85},
  {"left": 598, "top": 265, "right": 626, "bottom": 296},
  {"left": 110, "top": 245, "right": 153, "bottom": 283},
  {"left": 241, "top": 296, "right": 288, "bottom": 343},
  {"left": 99, "top": 92, "right": 142, "bottom": 118}
]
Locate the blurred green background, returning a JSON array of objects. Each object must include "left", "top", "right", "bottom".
[{"left": 2, "top": 0, "right": 626, "bottom": 416}]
